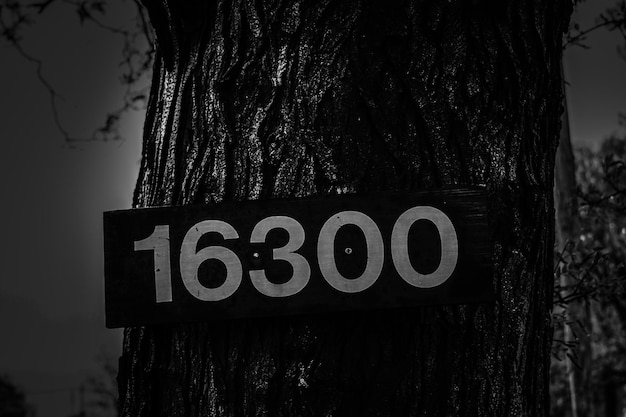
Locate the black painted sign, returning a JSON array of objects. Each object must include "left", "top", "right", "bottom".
[{"left": 103, "top": 187, "right": 493, "bottom": 328}]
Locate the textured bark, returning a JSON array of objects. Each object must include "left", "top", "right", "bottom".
[{"left": 119, "top": 1, "right": 571, "bottom": 415}]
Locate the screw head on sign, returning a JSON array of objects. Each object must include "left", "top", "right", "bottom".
[{"left": 344, "top": 247, "right": 353, "bottom": 255}]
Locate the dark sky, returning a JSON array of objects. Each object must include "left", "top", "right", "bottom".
[
  {"left": 0, "top": 4, "right": 140, "bottom": 415},
  {"left": 0, "top": 2, "right": 624, "bottom": 416},
  {"left": 565, "top": 0, "right": 626, "bottom": 147}
]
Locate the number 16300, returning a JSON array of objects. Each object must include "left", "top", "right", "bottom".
[{"left": 135, "top": 206, "right": 459, "bottom": 303}]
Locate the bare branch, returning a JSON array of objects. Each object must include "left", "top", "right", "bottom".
[
  {"left": 0, "top": 0, "right": 154, "bottom": 144},
  {"left": 28, "top": 0, "right": 58, "bottom": 14},
  {"left": 564, "top": 0, "right": 626, "bottom": 50},
  {"left": 564, "top": 18, "right": 626, "bottom": 49}
]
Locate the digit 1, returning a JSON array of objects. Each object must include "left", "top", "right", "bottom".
[
  {"left": 134, "top": 225, "right": 173, "bottom": 303},
  {"left": 391, "top": 206, "right": 458, "bottom": 288}
]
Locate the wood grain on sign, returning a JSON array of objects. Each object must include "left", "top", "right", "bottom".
[{"left": 103, "top": 187, "right": 493, "bottom": 328}]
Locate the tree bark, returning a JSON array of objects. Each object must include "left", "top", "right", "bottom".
[{"left": 118, "top": 1, "right": 571, "bottom": 415}]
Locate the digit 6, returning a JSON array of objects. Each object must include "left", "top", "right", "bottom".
[{"left": 180, "top": 220, "right": 243, "bottom": 301}]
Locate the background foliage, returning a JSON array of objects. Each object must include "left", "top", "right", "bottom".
[{"left": 552, "top": 133, "right": 626, "bottom": 417}]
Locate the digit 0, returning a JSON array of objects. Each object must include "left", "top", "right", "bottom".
[
  {"left": 391, "top": 206, "right": 458, "bottom": 288},
  {"left": 317, "top": 211, "right": 384, "bottom": 293}
]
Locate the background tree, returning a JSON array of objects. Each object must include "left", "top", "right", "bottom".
[
  {"left": 84, "top": 350, "right": 119, "bottom": 417},
  {"left": 580, "top": 137, "right": 626, "bottom": 417},
  {"left": 554, "top": 69, "right": 584, "bottom": 417},
  {"left": 552, "top": 1, "right": 626, "bottom": 415},
  {"left": 61, "top": 352, "right": 119, "bottom": 417},
  {"left": 0, "top": 374, "right": 32, "bottom": 417}
]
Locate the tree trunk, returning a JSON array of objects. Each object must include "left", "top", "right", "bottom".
[{"left": 118, "top": 1, "right": 571, "bottom": 415}]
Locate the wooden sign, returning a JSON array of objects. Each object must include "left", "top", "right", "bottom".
[{"left": 104, "top": 187, "right": 493, "bottom": 328}]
